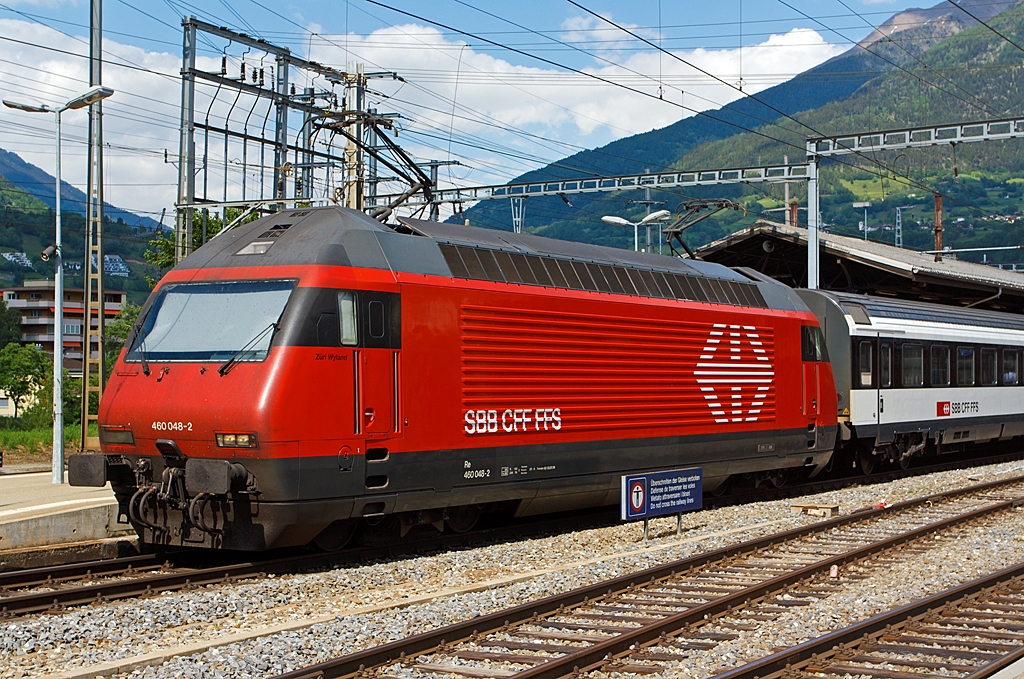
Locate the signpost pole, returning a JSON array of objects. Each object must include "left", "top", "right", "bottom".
[{"left": 643, "top": 518, "right": 649, "bottom": 541}]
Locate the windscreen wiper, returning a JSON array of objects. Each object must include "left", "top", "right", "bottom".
[
  {"left": 218, "top": 322, "right": 278, "bottom": 376},
  {"left": 130, "top": 323, "right": 151, "bottom": 376}
]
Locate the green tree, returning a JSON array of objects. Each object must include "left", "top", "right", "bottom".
[
  {"left": 0, "top": 344, "right": 48, "bottom": 417},
  {"left": 104, "top": 302, "right": 141, "bottom": 378},
  {"left": 0, "top": 298, "right": 22, "bottom": 349},
  {"left": 21, "top": 367, "right": 81, "bottom": 429}
]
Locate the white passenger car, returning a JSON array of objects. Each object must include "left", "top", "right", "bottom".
[{"left": 798, "top": 290, "right": 1024, "bottom": 473}]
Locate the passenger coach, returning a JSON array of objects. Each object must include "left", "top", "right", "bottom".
[{"left": 799, "top": 290, "right": 1024, "bottom": 473}]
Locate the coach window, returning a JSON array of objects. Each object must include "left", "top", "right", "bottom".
[
  {"left": 930, "top": 345, "right": 950, "bottom": 387},
  {"left": 957, "top": 347, "right": 975, "bottom": 386},
  {"left": 337, "top": 291, "right": 358, "bottom": 345},
  {"left": 1003, "top": 349, "right": 1019, "bottom": 385},
  {"left": 858, "top": 341, "right": 873, "bottom": 386},
  {"left": 880, "top": 343, "right": 892, "bottom": 388},
  {"left": 903, "top": 344, "right": 924, "bottom": 387},
  {"left": 981, "top": 348, "right": 998, "bottom": 386}
]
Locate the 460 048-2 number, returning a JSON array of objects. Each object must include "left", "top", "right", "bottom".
[{"left": 151, "top": 421, "right": 193, "bottom": 432}]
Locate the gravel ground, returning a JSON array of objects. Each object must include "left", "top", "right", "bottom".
[{"left": 2, "top": 460, "right": 1024, "bottom": 679}]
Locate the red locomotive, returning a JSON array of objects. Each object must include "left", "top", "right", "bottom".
[{"left": 69, "top": 207, "right": 838, "bottom": 550}]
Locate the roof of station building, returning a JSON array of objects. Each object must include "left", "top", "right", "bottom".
[{"left": 697, "top": 219, "right": 1024, "bottom": 313}]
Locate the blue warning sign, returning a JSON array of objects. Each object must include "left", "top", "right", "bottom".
[{"left": 620, "top": 467, "right": 702, "bottom": 521}]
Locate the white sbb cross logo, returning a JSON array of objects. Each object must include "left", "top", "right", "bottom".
[{"left": 695, "top": 323, "right": 774, "bottom": 423}]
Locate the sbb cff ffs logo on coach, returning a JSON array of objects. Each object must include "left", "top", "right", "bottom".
[
  {"left": 464, "top": 407, "right": 562, "bottom": 435},
  {"left": 936, "top": 401, "right": 980, "bottom": 417}
]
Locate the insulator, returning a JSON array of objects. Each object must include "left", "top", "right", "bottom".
[
  {"left": 241, "top": 61, "right": 246, "bottom": 80},
  {"left": 221, "top": 54, "right": 227, "bottom": 76},
  {"left": 290, "top": 84, "right": 296, "bottom": 95},
  {"left": 251, "top": 67, "right": 257, "bottom": 83},
  {"left": 259, "top": 69, "right": 265, "bottom": 87}
]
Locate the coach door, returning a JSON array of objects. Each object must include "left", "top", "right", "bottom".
[{"left": 356, "top": 292, "right": 402, "bottom": 439}]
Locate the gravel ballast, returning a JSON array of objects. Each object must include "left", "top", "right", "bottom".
[{"left": 2, "top": 461, "right": 1024, "bottom": 679}]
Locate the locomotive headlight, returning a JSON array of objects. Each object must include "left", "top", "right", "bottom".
[{"left": 215, "top": 433, "right": 258, "bottom": 448}]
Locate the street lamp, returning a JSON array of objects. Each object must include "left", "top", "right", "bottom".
[
  {"left": 4, "top": 85, "right": 114, "bottom": 484},
  {"left": 602, "top": 209, "right": 671, "bottom": 252}
]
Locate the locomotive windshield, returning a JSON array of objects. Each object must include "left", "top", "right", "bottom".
[{"left": 126, "top": 280, "right": 296, "bottom": 362}]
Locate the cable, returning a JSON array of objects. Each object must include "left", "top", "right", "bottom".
[{"left": 948, "top": 0, "right": 1024, "bottom": 55}]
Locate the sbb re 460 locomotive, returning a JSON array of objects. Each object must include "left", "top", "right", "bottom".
[{"left": 69, "top": 207, "right": 838, "bottom": 551}]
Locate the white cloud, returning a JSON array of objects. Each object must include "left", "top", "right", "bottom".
[{"left": 0, "top": 18, "right": 843, "bottom": 218}]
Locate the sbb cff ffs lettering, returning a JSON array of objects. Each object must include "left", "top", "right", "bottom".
[{"left": 464, "top": 407, "right": 562, "bottom": 435}]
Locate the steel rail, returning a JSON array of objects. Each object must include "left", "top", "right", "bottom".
[
  {"left": 707, "top": 561, "right": 1024, "bottom": 679},
  {"left": 0, "top": 506, "right": 619, "bottom": 617},
  {"left": 269, "top": 475, "right": 1024, "bottom": 679},
  {"left": 3, "top": 448, "right": 1022, "bottom": 614}
]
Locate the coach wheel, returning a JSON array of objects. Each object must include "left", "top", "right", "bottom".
[
  {"left": 310, "top": 519, "right": 359, "bottom": 552},
  {"left": 857, "top": 449, "right": 875, "bottom": 476},
  {"left": 445, "top": 505, "right": 482, "bottom": 534},
  {"left": 897, "top": 455, "right": 912, "bottom": 470},
  {"left": 768, "top": 469, "right": 788, "bottom": 488}
]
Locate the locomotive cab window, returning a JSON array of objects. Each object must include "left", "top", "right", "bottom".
[
  {"left": 902, "top": 344, "right": 924, "bottom": 387},
  {"left": 880, "top": 343, "right": 892, "bottom": 388},
  {"left": 338, "top": 292, "right": 358, "bottom": 346},
  {"left": 1003, "top": 349, "right": 1019, "bottom": 385},
  {"left": 930, "top": 345, "right": 950, "bottom": 387},
  {"left": 957, "top": 347, "right": 975, "bottom": 386},
  {"left": 368, "top": 301, "right": 385, "bottom": 339},
  {"left": 801, "top": 326, "right": 828, "bottom": 362},
  {"left": 126, "top": 279, "right": 296, "bottom": 363},
  {"left": 981, "top": 348, "right": 998, "bottom": 386},
  {"left": 858, "top": 341, "right": 872, "bottom": 386}
]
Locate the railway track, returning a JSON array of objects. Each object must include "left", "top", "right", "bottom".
[
  {"left": 0, "top": 507, "right": 618, "bottom": 618},
  {"left": 707, "top": 562, "right": 1024, "bottom": 679},
  {"left": 267, "top": 474, "right": 1024, "bottom": 679},
  {"left": 2, "top": 451, "right": 1022, "bottom": 619}
]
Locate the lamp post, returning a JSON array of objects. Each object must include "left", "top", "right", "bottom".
[
  {"left": 853, "top": 201, "right": 871, "bottom": 242},
  {"left": 601, "top": 210, "right": 672, "bottom": 252},
  {"left": 4, "top": 85, "right": 114, "bottom": 484}
]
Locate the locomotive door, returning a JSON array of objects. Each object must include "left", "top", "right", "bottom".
[
  {"left": 802, "top": 363, "right": 819, "bottom": 417},
  {"left": 358, "top": 292, "right": 401, "bottom": 438}
]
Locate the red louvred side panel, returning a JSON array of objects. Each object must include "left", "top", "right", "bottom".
[{"left": 460, "top": 304, "right": 776, "bottom": 435}]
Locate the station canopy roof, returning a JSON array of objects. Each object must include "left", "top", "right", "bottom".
[{"left": 697, "top": 219, "right": 1024, "bottom": 314}]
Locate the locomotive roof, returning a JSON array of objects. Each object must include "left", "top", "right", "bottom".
[
  {"left": 175, "top": 206, "right": 807, "bottom": 311},
  {"left": 820, "top": 290, "right": 1024, "bottom": 332}
]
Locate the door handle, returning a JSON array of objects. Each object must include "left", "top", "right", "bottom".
[
  {"left": 364, "top": 408, "right": 375, "bottom": 423},
  {"left": 880, "top": 396, "right": 884, "bottom": 413}
]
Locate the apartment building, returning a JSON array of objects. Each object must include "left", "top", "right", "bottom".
[{"left": 2, "top": 280, "right": 126, "bottom": 375}]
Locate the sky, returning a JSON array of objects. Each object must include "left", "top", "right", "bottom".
[{"left": 0, "top": 0, "right": 960, "bottom": 220}]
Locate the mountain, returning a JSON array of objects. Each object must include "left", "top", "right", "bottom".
[
  {"left": 461, "top": 0, "right": 1022, "bottom": 240},
  {"left": 0, "top": 148, "right": 164, "bottom": 231}
]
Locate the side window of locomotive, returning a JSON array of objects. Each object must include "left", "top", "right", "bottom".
[
  {"left": 858, "top": 341, "right": 873, "bottom": 387},
  {"left": 337, "top": 292, "right": 358, "bottom": 346},
  {"left": 801, "top": 326, "right": 828, "bottom": 362},
  {"left": 957, "top": 347, "right": 975, "bottom": 386},
  {"left": 930, "top": 345, "right": 950, "bottom": 387},
  {"left": 981, "top": 348, "right": 998, "bottom": 386},
  {"left": 1003, "top": 349, "right": 1019, "bottom": 385},
  {"left": 368, "top": 301, "right": 386, "bottom": 339},
  {"left": 902, "top": 344, "right": 924, "bottom": 388},
  {"left": 880, "top": 343, "right": 892, "bottom": 388}
]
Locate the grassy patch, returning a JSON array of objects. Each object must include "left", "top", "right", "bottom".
[{"left": 0, "top": 424, "right": 94, "bottom": 468}]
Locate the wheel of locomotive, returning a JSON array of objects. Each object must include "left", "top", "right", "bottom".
[
  {"left": 897, "top": 454, "right": 912, "bottom": 470},
  {"left": 310, "top": 519, "right": 359, "bottom": 552},
  {"left": 708, "top": 476, "right": 732, "bottom": 497},
  {"left": 769, "top": 468, "right": 788, "bottom": 488},
  {"left": 857, "top": 447, "right": 876, "bottom": 476},
  {"left": 445, "top": 505, "right": 482, "bottom": 534}
]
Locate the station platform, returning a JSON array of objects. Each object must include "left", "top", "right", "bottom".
[{"left": 0, "top": 471, "right": 133, "bottom": 553}]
